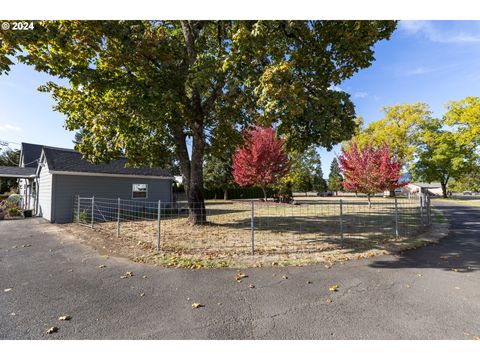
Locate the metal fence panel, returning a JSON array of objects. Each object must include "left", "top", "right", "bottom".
[{"left": 72, "top": 194, "right": 430, "bottom": 256}]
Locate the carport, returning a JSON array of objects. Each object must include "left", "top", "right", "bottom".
[{"left": 0, "top": 166, "right": 37, "bottom": 210}]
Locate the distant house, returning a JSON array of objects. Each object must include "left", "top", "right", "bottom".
[
  {"left": 405, "top": 182, "right": 443, "bottom": 196},
  {"left": 10, "top": 143, "right": 173, "bottom": 223}
]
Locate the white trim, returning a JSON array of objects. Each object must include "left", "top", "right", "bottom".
[
  {"left": 49, "top": 170, "right": 173, "bottom": 180},
  {"left": 132, "top": 183, "right": 148, "bottom": 199},
  {"left": 0, "top": 174, "right": 36, "bottom": 178}
]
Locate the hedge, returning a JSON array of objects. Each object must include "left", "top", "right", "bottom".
[{"left": 174, "top": 184, "right": 274, "bottom": 200}]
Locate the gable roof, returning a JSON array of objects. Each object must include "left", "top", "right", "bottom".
[
  {"left": 0, "top": 166, "right": 36, "bottom": 178},
  {"left": 41, "top": 147, "right": 171, "bottom": 178},
  {"left": 20, "top": 143, "right": 43, "bottom": 168}
]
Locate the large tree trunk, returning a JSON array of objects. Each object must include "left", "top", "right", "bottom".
[
  {"left": 441, "top": 182, "right": 448, "bottom": 198},
  {"left": 223, "top": 188, "right": 228, "bottom": 200},
  {"left": 389, "top": 189, "right": 395, "bottom": 197},
  {"left": 261, "top": 186, "right": 268, "bottom": 202},
  {"left": 173, "top": 124, "right": 207, "bottom": 225},
  {"left": 367, "top": 193, "right": 372, "bottom": 208}
]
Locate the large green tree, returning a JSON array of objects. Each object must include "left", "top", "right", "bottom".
[
  {"left": 350, "top": 103, "right": 433, "bottom": 196},
  {"left": 412, "top": 119, "right": 477, "bottom": 198},
  {"left": 351, "top": 103, "right": 432, "bottom": 165},
  {"left": 0, "top": 20, "right": 396, "bottom": 224},
  {"left": 285, "top": 146, "right": 324, "bottom": 195}
]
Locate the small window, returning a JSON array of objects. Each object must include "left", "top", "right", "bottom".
[{"left": 132, "top": 184, "right": 148, "bottom": 199}]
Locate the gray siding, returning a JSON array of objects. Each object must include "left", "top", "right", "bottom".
[
  {"left": 37, "top": 162, "right": 53, "bottom": 221},
  {"left": 52, "top": 174, "right": 172, "bottom": 223}
]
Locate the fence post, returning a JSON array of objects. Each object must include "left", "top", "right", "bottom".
[
  {"left": 394, "top": 197, "right": 399, "bottom": 238},
  {"left": 427, "top": 194, "right": 431, "bottom": 225},
  {"left": 339, "top": 199, "right": 344, "bottom": 244},
  {"left": 157, "top": 200, "right": 161, "bottom": 252},
  {"left": 419, "top": 193, "right": 424, "bottom": 225},
  {"left": 117, "top": 197, "right": 121, "bottom": 237},
  {"left": 251, "top": 200, "right": 255, "bottom": 256},
  {"left": 77, "top": 195, "right": 80, "bottom": 223},
  {"left": 91, "top": 196, "right": 95, "bottom": 228}
]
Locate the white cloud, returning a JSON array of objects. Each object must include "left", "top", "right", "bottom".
[
  {"left": 399, "top": 20, "right": 480, "bottom": 43},
  {"left": 0, "top": 123, "right": 22, "bottom": 132},
  {"left": 353, "top": 91, "right": 368, "bottom": 98},
  {"left": 405, "top": 66, "right": 433, "bottom": 76}
]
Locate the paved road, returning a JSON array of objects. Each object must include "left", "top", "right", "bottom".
[{"left": 1, "top": 202, "right": 479, "bottom": 339}]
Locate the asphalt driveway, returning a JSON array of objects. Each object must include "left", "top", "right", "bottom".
[{"left": 1, "top": 202, "right": 479, "bottom": 339}]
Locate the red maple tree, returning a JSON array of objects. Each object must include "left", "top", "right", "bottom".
[
  {"left": 233, "top": 126, "right": 290, "bottom": 201},
  {"left": 338, "top": 143, "right": 408, "bottom": 206}
]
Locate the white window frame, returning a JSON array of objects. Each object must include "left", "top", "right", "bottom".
[{"left": 132, "top": 184, "right": 148, "bottom": 199}]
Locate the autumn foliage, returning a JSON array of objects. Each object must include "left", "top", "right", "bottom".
[
  {"left": 233, "top": 127, "right": 290, "bottom": 200},
  {"left": 338, "top": 143, "right": 408, "bottom": 204}
]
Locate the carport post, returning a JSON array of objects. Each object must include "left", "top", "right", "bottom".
[
  {"left": 117, "top": 198, "right": 121, "bottom": 237},
  {"left": 157, "top": 200, "right": 161, "bottom": 252},
  {"left": 77, "top": 195, "right": 80, "bottom": 223},
  {"left": 91, "top": 196, "right": 95, "bottom": 228},
  {"left": 251, "top": 200, "right": 255, "bottom": 256},
  {"left": 394, "top": 197, "right": 399, "bottom": 238},
  {"left": 339, "top": 199, "right": 344, "bottom": 244}
]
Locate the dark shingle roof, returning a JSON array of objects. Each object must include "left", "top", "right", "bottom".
[
  {"left": 43, "top": 147, "right": 171, "bottom": 177},
  {"left": 0, "top": 166, "right": 36, "bottom": 178},
  {"left": 21, "top": 143, "right": 43, "bottom": 168}
]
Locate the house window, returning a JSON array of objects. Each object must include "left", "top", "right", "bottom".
[{"left": 132, "top": 184, "right": 148, "bottom": 199}]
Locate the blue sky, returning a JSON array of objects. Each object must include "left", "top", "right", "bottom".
[{"left": 1, "top": 20, "right": 479, "bottom": 176}]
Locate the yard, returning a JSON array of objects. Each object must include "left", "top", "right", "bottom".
[{"left": 65, "top": 196, "right": 431, "bottom": 268}]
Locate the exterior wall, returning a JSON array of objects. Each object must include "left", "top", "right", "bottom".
[
  {"left": 52, "top": 174, "right": 172, "bottom": 223},
  {"left": 37, "top": 162, "right": 53, "bottom": 221}
]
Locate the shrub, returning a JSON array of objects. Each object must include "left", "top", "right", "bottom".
[{"left": 78, "top": 210, "right": 91, "bottom": 223}]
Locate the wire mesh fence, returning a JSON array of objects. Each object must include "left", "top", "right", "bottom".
[{"left": 72, "top": 193, "right": 432, "bottom": 257}]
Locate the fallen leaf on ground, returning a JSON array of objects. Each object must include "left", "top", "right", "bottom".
[
  {"left": 4, "top": 288, "right": 12, "bottom": 292},
  {"left": 22, "top": 244, "right": 31, "bottom": 248},
  {"left": 329, "top": 285, "right": 339, "bottom": 292},
  {"left": 142, "top": 275, "right": 147, "bottom": 279},
  {"left": 326, "top": 298, "right": 332, "bottom": 304},
  {"left": 451, "top": 268, "right": 460, "bottom": 272},
  {"left": 473, "top": 336, "right": 480, "bottom": 340},
  {"left": 248, "top": 284, "right": 255, "bottom": 289},
  {"left": 140, "top": 293, "right": 145, "bottom": 297},
  {"left": 46, "top": 327, "right": 58, "bottom": 334},
  {"left": 282, "top": 275, "right": 288, "bottom": 280},
  {"left": 191, "top": 303, "right": 204, "bottom": 309},
  {"left": 367, "top": 252, "right": 374, "bottom": 257},
  {"left": 417, "top": 274, "right": 422, "bottom": 277},
  {"left": 234, "top": 272, "right": 247, "bottom": 281},
  {"left": 405, "top": 284, "right": 411, "bottom": 288},
  {"left": 121, "top": 271, "right": 134, "bottom": 279},
  {"left": 10, "top": 313, "right": 15, "bottom": 316},
  {"left": 58, "top": 315, "right": 71, "bottom": 321},
  {"left": 98, "top": 265, "right": 106, "bottom": 268},
  {"left": 217, "top": 302, "right": 222, "bottom": 305},
  {"left": 306, "top": 280, "right": 312, "bottom": 284},
  {"left": 325, "top": 265, "right": 331, "bottom": 269},
  {"left": 454, "top": 286, "right": 461, "bottom": 290}
]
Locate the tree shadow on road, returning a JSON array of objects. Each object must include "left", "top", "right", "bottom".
[{"left": 369, "top": 205, "right": 480, "bottom": 273}]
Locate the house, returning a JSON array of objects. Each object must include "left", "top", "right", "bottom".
[
  {"left": 10, "top": 143, "right": 173, "bottom": 223},
  {"left": 405, "top": 182, "right": 443, "bottom": 196}
]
